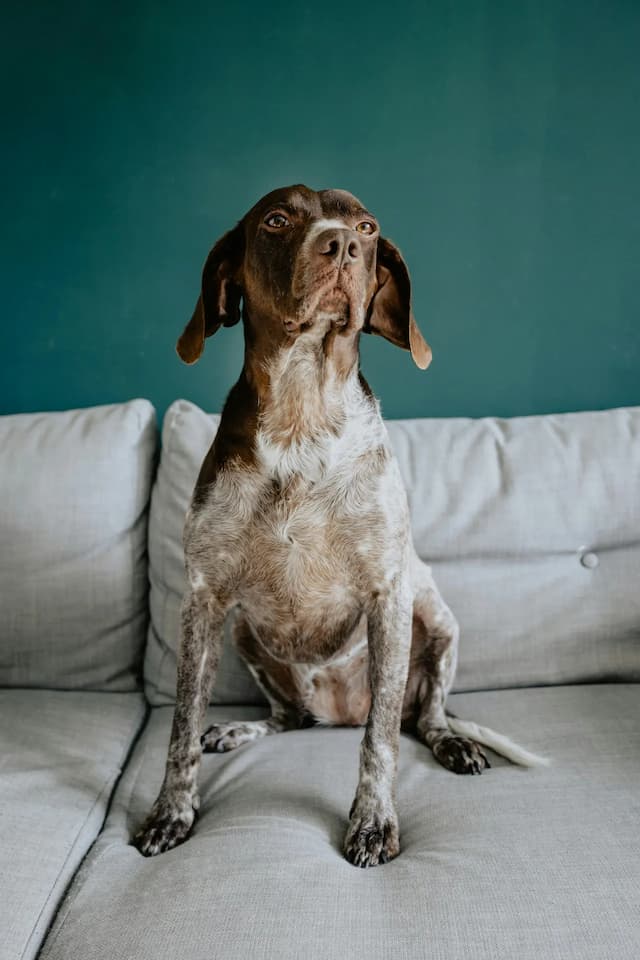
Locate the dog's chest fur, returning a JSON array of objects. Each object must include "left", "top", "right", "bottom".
[{"left": 185, "top": 367, "right": 410, "bottom": 665}]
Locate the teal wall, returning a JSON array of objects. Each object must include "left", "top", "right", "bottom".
[{"left": 2, "top": 1, "right": 639, "bottom": 420}]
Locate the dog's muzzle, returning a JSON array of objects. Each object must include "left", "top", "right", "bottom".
[{"left": 287, "top": 227, "right": 368, "bottom": 333}]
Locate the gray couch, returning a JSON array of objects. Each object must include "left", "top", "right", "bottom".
[{"left": 1, "top": 398, "right": 639, "bottom": 960}]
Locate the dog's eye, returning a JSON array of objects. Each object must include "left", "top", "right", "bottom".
[
  {"left": 355, "top": 221, "right": 376, "bottom": 235},
  {"left": 264, "top": 213, "right": 290, "bottom": 229}
]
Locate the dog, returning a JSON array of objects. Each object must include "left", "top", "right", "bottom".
[{"left": 134, "top": 184, "right": 547, "bottom": 868}]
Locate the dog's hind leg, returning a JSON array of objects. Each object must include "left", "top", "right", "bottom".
[
  {"left": 405, "top": 554, "right": 549, "bottom": 770},
  {"left": 201, "top": 710, "right": 310, "bottom": 752},
  {"left": 202, "top": 612, "right": 314, "bottom": 753},
  {"left": 403, "top": 555, "right": 491, "bottom": 774}
]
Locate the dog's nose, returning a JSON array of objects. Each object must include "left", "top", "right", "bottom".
[{"left": 314, "top": 228, "right": 361, "bottom": 266}]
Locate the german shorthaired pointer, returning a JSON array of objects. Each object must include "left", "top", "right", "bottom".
[{"left": 134, "top": 185, "right": 547, "bottom": 868}]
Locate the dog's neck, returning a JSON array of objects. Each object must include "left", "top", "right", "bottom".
[
  {"left": 210, "top": 310, "right": 381, "bottom": 488},
  {"left": 243, "top": 316, "right": 368, "bottom": 447}
]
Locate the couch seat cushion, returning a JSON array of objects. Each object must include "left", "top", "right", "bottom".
[
  {"left": 0, "top": 690, "right": 146, "bottom": 960},
  {"left": 40, "top": 684, "right": 640, "bottom": 960}
]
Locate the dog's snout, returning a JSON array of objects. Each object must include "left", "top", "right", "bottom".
[
  {"left": 324, "top": 237, "right": 341, "bottom": 259},
  {"left": 315, "top": 229, "right": 361, "bottom": 267},
  {"left": 344, "top": 238, "right": 360, "bottom": 262}
]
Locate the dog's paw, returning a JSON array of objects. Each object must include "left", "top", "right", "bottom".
[
  {"left": 201, "top": 721, "right": 264, "bottom": 753},
  {"left": 433, "top": 734, "right": 490, "bottom": 775},
  {"left": 343, "top": 809, "right": 400, "bottom": 868},
  {"left": 133, "top": 796, "right": 196, "bottom": 857}
]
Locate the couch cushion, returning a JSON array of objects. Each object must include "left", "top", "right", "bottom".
[
  {"left": 144, "top": 400, "right": 258, "bottom": 705},
  {"left": 391, "top": 406, "right": 640, "bottom": 691},
  {"left": 0, "top": 400, "right": 157, "bottom": 691},
  {"left": 144, "top": 400, "right": 640, "bottom": 705},
  {"left": 39, "top": 685, "right": 640, "bottom": 960},
  {"left": 0, "top": 689, "right": 146, "bottom": 960}
]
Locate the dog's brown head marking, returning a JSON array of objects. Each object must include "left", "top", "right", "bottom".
[{"left": 177, "top": 184, "right": 431, "bottom": 370}]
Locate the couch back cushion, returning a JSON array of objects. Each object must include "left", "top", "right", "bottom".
[
  {"left": 144, "top": 400, "right": 640, "bottom": 705},
  {"left": 144, "top": 402, "right": 256, "bottom": 705},
  {"left": 0, "top": 400, "right": 157, "bottom": 691}
]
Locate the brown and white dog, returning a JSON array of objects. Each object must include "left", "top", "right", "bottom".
[{"left": 134, "top": 185, "right": 547, "bottom": 868}]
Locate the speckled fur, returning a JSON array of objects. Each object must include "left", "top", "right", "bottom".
[{"left": 134, "top": 185, "right": 542, "bottom": 867}]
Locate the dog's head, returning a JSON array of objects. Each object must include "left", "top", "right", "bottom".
[{"left": 177, "top": 184, "right": 431, "bottom": 370}]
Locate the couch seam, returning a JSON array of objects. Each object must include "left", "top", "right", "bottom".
[
  {"left": 31, "top": 699, "right": 149, "bottom": 960},
  {"left": 39, "top": 700, "right": 156, "bottom": 960}
]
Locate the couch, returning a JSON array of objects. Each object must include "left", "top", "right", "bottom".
[{"left": 1, "top": 397, "right": 639, "bottom": 960}]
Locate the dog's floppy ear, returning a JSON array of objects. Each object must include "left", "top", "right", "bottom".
[
  {"left": 176, "top": 223, "right": 245, "bottom": 364},
  {"left": 364, "top": 236, "right": 432, "bottom": 370}
]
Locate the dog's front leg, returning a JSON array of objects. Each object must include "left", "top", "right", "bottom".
[
  {"left": 134, "top": 589, "right": 225, "bottom": 856},
  {"left": 344, "top": 579, "right": 412, "bottom": 867}
]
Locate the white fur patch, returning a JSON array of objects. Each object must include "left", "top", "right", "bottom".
[
  {"left": 190, "top": 570, "right": 207, "bottom": 590},
  {"left": 307, "top": 217, "right": 349, "bottom": 236},
  {"left": 256, "top": 349, "right": 387, "bottom": 488}
]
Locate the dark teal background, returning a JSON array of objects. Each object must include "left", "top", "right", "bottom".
[{"left": 2, "top": 1, "right": 639, "bottom": 420}]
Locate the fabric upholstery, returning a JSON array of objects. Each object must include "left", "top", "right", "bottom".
[
  {"left": 0, "top": 400, "right": 157, "bottom": 691},
  {"left": 0, "top": 689, "right": 146, "bottom": 960},
  {"left": 391, "top": 407, "right": 640, "bottom": 691},
  {"left": 144, "top": 400, "right": 640, "bottom": 705},
  {"left": 39, "top": 685, "right": 640, "bottom": 960},
  {"left": 143, "top": 401, "right": 257, "bottom": 705}
]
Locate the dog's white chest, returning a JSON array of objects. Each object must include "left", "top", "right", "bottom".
[
  {"left": 186, "top": 404, "right": 409, "bottom": 663},
  {"left": 237, "top": 444, "right": 381, "bottom": 653}
]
